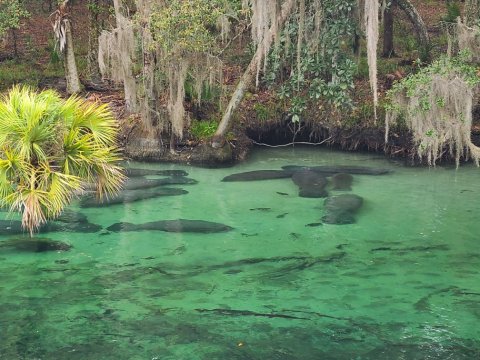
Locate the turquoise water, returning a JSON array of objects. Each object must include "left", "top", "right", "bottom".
[{"left": 1, "top": 147, "right": 479, "bottom": 359}]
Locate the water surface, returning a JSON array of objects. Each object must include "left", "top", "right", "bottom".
[{"left": 1, "top": 147, "right": 479, "bottom": 359}]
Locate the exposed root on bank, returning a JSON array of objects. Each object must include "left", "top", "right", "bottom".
[{"left": 251, "top": 137, "right": 332, "bottom": 147}]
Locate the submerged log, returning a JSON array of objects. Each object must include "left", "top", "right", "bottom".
[
  {"left": 370, "top": 244, "right": 449, "bottom": 253},
  {"left": 206, "top": 252, "right": 346, "bottom": 272},
  {"left": 195, "top": 308, "right": 309, "bottom": 320}
]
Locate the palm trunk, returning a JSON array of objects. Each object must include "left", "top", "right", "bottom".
[
  {"left": 64, "top": 19, "right": 81, "bottom": 94},
  {"left": 211, "top": 0, "right": 296, "bottom": 148},
  {"left": 87, "top": 0, "right": 102, "bottom": 81}
]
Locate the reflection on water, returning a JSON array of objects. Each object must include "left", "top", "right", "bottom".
[{"left": 1, "top": 147, "right": 479, "bottom": 359}]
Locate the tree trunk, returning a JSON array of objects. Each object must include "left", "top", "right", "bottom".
[
  {"left": 212, "top": 0, "right": 296, "bottom": 148},
  {"left": 87, "top": 0, "right": 102, "bottom": 81},
  {"left": 395, "top": 0, "right": 430, "bottom": 58},
  {"left": 465, "top": 0, "right": 480, "bottom": 27},
  {"left": 382, "top": 3, "right": 395, "bottom": 57},
  {"left": 11, "top": 29, "right": 18, "bottom": 58},
  {"left": 136, "top": 0, "right": 160, "bottom": 132},
  {"left": 109, "top": 0, "right": 137, "bottom": 112},
  {"left": 64, "top": 19, "right": 81, "bottom": 94},
  {"left": 113, "top": 0, "right": 122, "bottom": 24}
]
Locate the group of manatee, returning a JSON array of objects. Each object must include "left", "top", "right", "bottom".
[
  {"left": 0, "top": 167, "right": 231, "bottom": 252},
  {"left": 0, "top": 164, "right": 391, "bottom": 253},
  {"left": 222, "top": 165, "right": 391, "bottom": 225},
  {"left": 80, "top": 168, "right": 196, "bottom": 207}
]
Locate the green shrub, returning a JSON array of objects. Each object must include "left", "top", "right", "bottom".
[
  {"left": 190, "top": 120, "right": 218, "bottom": 139},
  {"left": 442, "top": 2, "right": 461, "bottom": 23},
  {"left": 0, "top": 61, "right": 41, "bottom": 90}
]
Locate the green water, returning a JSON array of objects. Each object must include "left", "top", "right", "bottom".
[{"left": 1, "top": 147, "right": 479, "bottom": 359}]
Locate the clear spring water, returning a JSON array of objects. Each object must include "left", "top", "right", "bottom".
[{"left": 1, "top": 147, "right": 479, "bottom": 359}]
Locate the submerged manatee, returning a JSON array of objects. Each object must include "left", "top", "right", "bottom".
[
  {"left": 331, "top": 173, "right": 353, "bottom": 191},
  {"left": 124, "top": 176, "right": 198, "bottom": 190},
  {"left": 0, "top": 220, "right": 102, "bottom": 235},
  {"left": 0, "top": 237, "right": 72, "bottom": 253},
  {"left": 292, "top": 170, "right": 328, "bottom": 187},
  {"left": 322, "top": 194, "right": 363, "bottom": 225},
  {"left": 65, "top": 221, "right": 103, "bottom": 233},
  {"left": 80, "top": 187, "right": 188, "bottom": 207},
  {"left": 222, "top": 170, "right": 293, "bottom": 182},
  {"left": 0, "top": 220, "right": 59, "bottom": 235},
  {"left": 291, "top": 170, "right": 328, "bottom": 198},
  {"left": 322, "top": 212, "right": 355, "bottom": 225},
  {"left": 125, "top": 168, "right": 189, "bottom": 177},
  {"left": 298, "top": 187, "right": 328, "bottom": 198},
  {"left": 56, "top": 209, "right": 89, "bottom": 223},
  {"left": 282, "top": 165, "right": 391, "bottom": 176},
  {"left": 107, "top": 219, "right": 233, "bottom": 233},
  {"left": 324, "top": 194, "right": 363, "bottom": 211}
]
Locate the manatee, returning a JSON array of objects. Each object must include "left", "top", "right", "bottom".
[
  {"left": 107, "top": 219, "right": 233, "bottom": 233},
  {"left": 282, "top": 165, "right": 391, "bottom": 176},
  {"left": 125, "top": 168, "right": 189, "bottom": 177},
  {"left": 222, "top": 170, "right": 293, "bottom": 182},
  {"left": 0, "top": 220, "right": 56, "bottom": 235},
  {"left": 324, "top": 194, "right": 363, "bottom": 211},
  {"left": 291, "top": 170, "right": 328, "bottom": 198},
  {"left": 292, "top": 170, "right": 328, "bottom": 187},
  {"left": 56, "top": 209, "right": 89, "bottom": 223},
  {"left": 65, "top": 221, "right": 103, "bottom": 233},
  {"left": 298, "top": 187, "right": 328, "bottom": 198},
  {"left": 322, "top": 211, "right": 356, "bottom": 225},
  {"left": 322, "top": 194, "right": 363, "bottom": 225},
  {"left": 331, "top": 173, "right": 353, "bottom": 191},
  {"left": 0, "top": 220, "right": 102, "bottom": 235},
  {"left": 80, "top": 187, "right": 188, "bottom": 207},
  {"left": 0, "top": 237, "right": 72, "bottom": 253},
  {"left": 123, "top": 176, "right": 198, "bottom": 190}
]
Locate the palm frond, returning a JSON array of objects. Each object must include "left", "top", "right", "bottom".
[{"left": 0, "top": 85, "right": 124, "bottom": 234}]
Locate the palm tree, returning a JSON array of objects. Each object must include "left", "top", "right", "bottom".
[{"left": 0, "top": 86, "right": 125, "bottom": 234}]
